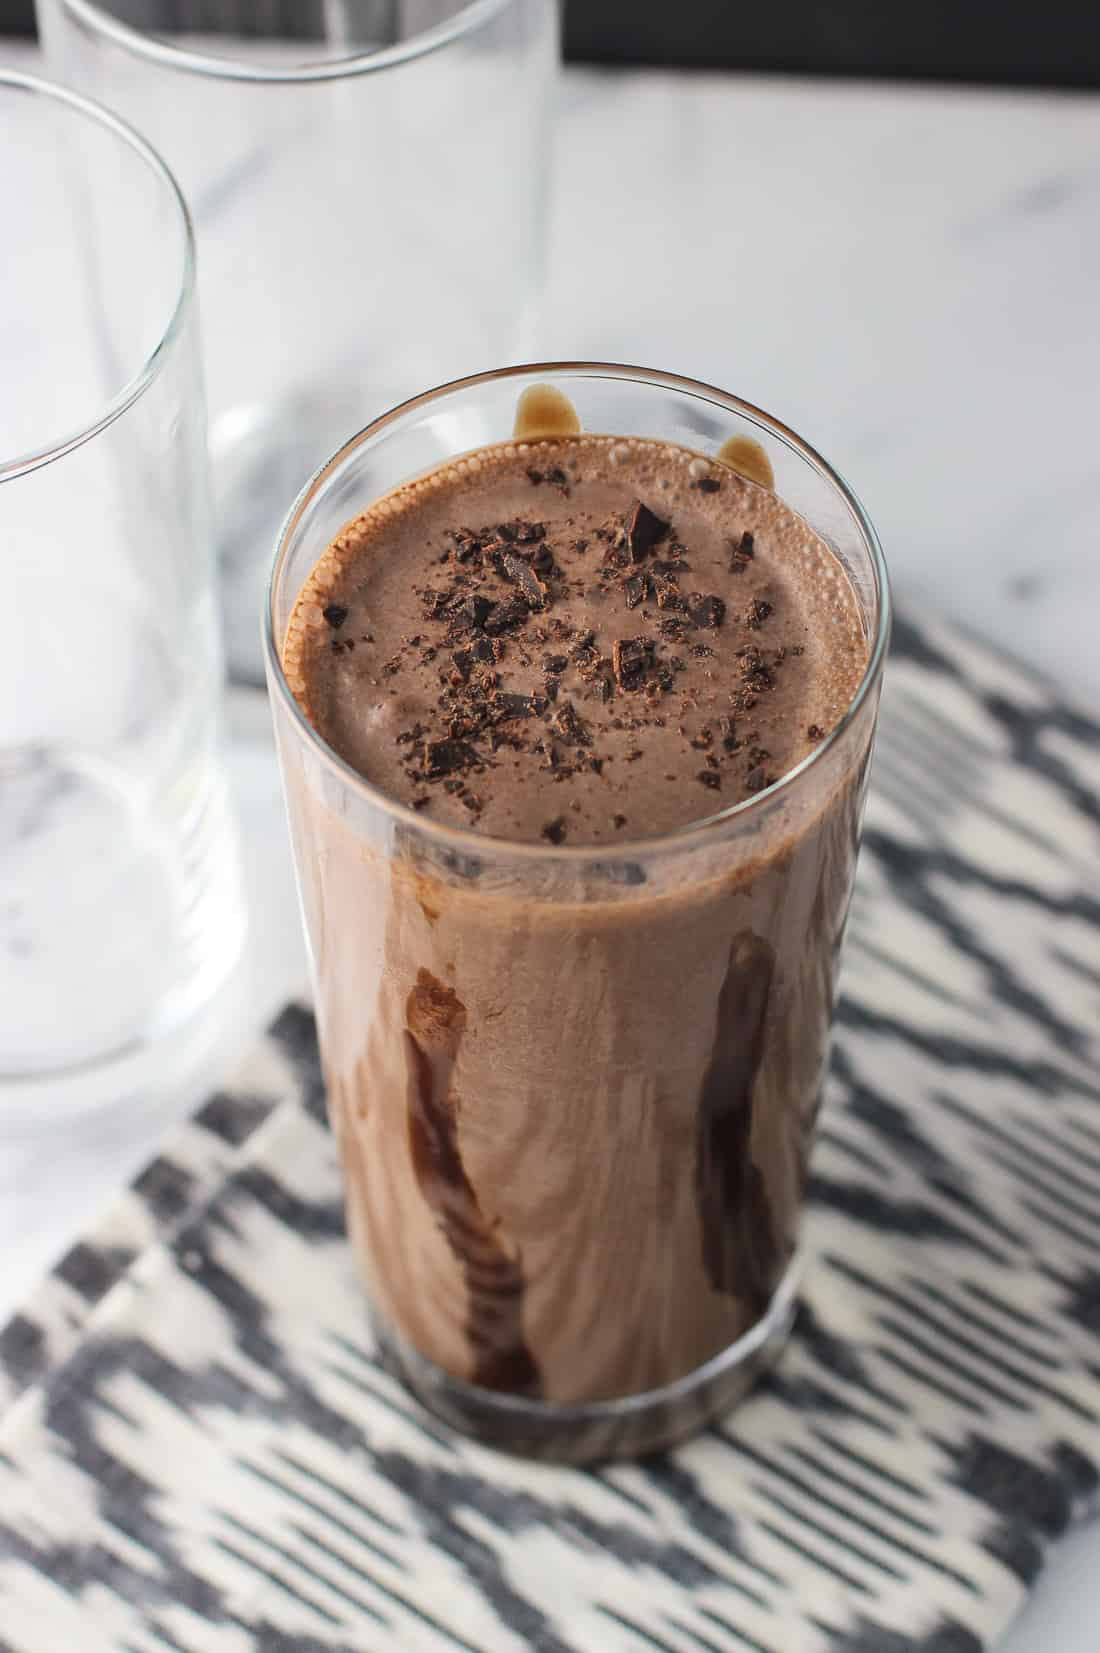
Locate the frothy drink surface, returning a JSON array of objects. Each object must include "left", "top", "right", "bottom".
[
  {"left": 284, "top": 436, "right": 867, "bottom": 844},
  {"left": 280, "top": 430, "right": 875, "bottom": 1437}
]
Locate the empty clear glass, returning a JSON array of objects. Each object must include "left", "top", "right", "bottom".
[
  {"left": 0, "top": 73, "right": 245, "bottom": 1123},
  {"left": 37, "top": 0, "right": 559, "bottom": 684}
]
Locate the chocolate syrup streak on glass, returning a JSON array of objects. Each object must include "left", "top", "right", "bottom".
[
  {"left": 404, "top": 969, "right": 542, "bottom": 1395},
  {"left": 695, "top": 934, "right": 782, "bottom": 1314}
]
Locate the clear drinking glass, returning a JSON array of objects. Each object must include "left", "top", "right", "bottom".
[
  {"left": 37, "top": 0, "right": 559, "bottom": 686},
  {"left": 266, "top": 364, "right": 890, "bottom": 1462},
  {"left": 0, "top": 73, "right": 244, "bottom": 1123}
]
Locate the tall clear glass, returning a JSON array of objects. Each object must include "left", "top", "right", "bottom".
[
  {"left": 0, "top": 73, "right": 244, "bottom": 1124},
  {"left": 37, "top": 0, "right": 559, "bottom": 686},
  {"left": 266, "top": 364, "right": 890, "bottom": 1462}
]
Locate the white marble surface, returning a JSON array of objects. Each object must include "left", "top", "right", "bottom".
[{"left": 2, "top": 43, "right": 1099, "bottom": 1650}]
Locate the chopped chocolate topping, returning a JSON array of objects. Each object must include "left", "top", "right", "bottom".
[
  {"left": 292, "top": 433, "right": 870, "bottom": 844},
  {"left": 541, "top": 816, "right": 567, "bottom": 845},
  {"left": 626, "top": 500, "right": 669, "bottom": 561}
]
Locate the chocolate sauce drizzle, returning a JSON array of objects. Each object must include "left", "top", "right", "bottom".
[
  {"left": 404, "top": 970, "right": 541, "bottom": 1395},
  {"left": 695, "top": 934, "right": 782, "bottom": 1313}
]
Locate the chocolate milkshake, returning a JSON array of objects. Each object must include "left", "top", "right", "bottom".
[{"left": 270, "top": 370, "right": 886, "bottom": 1460}]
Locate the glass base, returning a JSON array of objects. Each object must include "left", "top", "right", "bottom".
[
  {"left": 0, "top": 740, "right": 246, "bottom": 1130},
  {"left": 373, "top": 1257, "right": 801, "bottom": 1464}
]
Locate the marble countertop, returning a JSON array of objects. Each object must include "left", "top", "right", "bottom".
[{"left": 2, "top": 43, "right": 1098, "bottom": 1650}]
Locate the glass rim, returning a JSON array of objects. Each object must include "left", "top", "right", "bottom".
[
  {"left": 46, "top": 0, "right": 519, "bottom": 84},
  {"left": 0, "top": 71, "right": 196, "bottom": 484},
  {"left": 265, "top": 360, "right": 892, "bottom": 864}
]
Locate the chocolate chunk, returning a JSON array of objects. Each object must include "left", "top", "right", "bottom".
[
  {"left": 541, "top": 816, "right": 567, "bottom": 844},
  {"left": 552, "top": 700, "right": 590, "bottom": 746},
  {"left": 613, "top": 813, "right": 627, "bottom": 829},
  {"left": 495, "top": 692, "right": 539, "bottom": 720},
  {"left": 500, "top": 552, "right": 549, "bottom": 610},
  {"left": 745, "top": 765, "right": 767, "bottom": 793},
  {"left": 451, "top": 646, "right": 475, "bottom": 681},
  {"left": 543, "top": 653, "right": 568, "bottom": 674},
  {"left": 423, "top": 738, "right": 480, "bottom": 779},
  {"left": 483, "top": 595, "right": 529, "bottom": 635},
  {"left": 698, "top": 770, "right": 722, "bottom": 790},
  {"left": 729, "top": 531, "right": 755, "bottom": 574},
  {"left": 498, "top": 518, "right": 545, "bottom": 546},
  {"left": 623, "top": 572, "right": 647, "bottom": 610},
  {"left": 462, "top": 594, "right": 494, "bottom": 629},
  {"left": 693, "top": 476, "right": 721, "bottom": 493},
  {"left": 612, "top": 636, "right": 653, "bottom": 691},
  {"left": 546, "top": 467, "right": 569, "bottom": 490},
  {"left": 746, "top": 598, "right": 773, "bottom": 630},
  {"left": 450, "top": 528, "right": 483, "bottom": 563},
  {"left": 691, "top": 594, "right": 726, "bottom": 630},
  {"left": 652, "top": 575, "right": 684, "bottom": 613},
  {"left": 322, "top": 603, "right": 349, "bottom": 629},
  {"left": 626, "top": 500, "right": 669, "bottom": 561},
  {"left": 737, "top": 646, "right": 775, "bottom": 692},
  {"left": 525, "top": 468, "right": 543, "bottom": 485},
  {"left": 807, "top": 723, "right": 825, "bottom": 741}
]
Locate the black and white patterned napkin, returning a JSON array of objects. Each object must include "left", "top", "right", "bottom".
[{"left": 1, "top": 614, "right": 1099, "bottom": 1653}]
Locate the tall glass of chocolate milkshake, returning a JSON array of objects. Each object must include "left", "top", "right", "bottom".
[{"left": 265, "top": 364, "right": 890, "bottom": 1462}]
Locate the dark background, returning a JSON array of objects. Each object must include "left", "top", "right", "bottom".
[{"left": 3, "top": 0, "right": 1100, "bottom": 86}]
